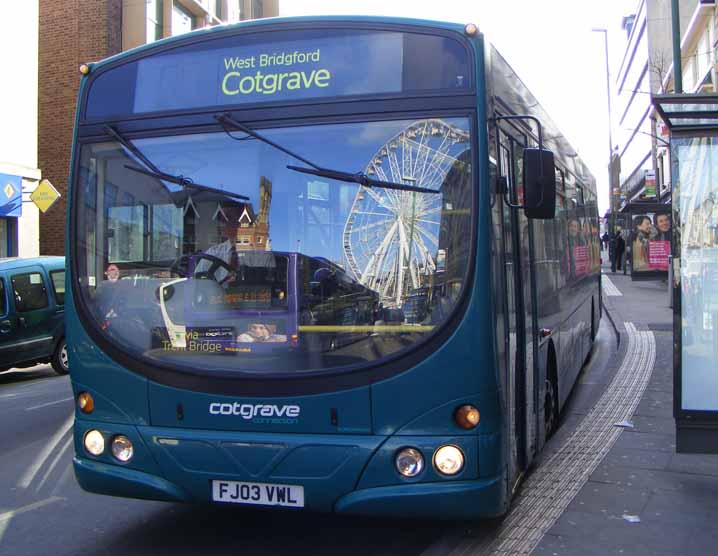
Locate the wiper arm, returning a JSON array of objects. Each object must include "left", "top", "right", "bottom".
[
  {"left": 123, "top": 165, "right": 249, "bottom": 201},
  {"left": 286, "top": 165, "right": 440, "bottom": 194},
  {"left": 216, "top": 114, "right": 440, "bottom": 195},
  {"left": 107, "top": 125, "right": 248, "bottom": 201},
  {"left": 105, "top": 125, "right": 163, "bottom": 173},
  {"left": 217, "top": 114, "right": 321, "bottom": 170}
]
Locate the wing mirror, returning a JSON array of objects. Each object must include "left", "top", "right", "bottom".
[{"left": 523, "top": 148, "right": 556, "bottom": 219}]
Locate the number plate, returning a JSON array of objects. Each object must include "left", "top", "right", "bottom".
[{"left": 212, "top": 480, "right": 305, "bottom": 508}]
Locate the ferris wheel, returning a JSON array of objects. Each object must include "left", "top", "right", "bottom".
[{"left": 342, "top": 119, "right": 470, "bottom": 307}]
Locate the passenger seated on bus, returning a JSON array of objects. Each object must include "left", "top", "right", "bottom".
[{"left": 237, "top": 323, "right": 287, "bottom": 343}]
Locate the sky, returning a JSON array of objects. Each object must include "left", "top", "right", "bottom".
[{"left": 278, "top": 0, "right": 638, "bottom": 215}]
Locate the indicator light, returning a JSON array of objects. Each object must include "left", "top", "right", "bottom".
[
  {"left": 454, "top": 404, "right": 480, "bottom": 429},
  {"left": 77, "top": 392, "right": 94, "bottom": 414},
  {"left": 464, "top": 23, "right": 479, "bottom": 36},
  {"left": 79, "top": 64, "right": 90, "bottom": 75}
]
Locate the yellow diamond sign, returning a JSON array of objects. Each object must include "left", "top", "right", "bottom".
[
  {"left": 31, "top": 179, "right": 61, "bottom": 213},
  {"left": 3, "top": 183, "right": 15, "bottom": 199}
]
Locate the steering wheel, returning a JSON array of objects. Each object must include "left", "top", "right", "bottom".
[{"left": 191, "top": 253, "right": 235, "bottom": 285}]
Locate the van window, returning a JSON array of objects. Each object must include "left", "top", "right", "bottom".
[
  {"left": 50, "top": 270, "right": 65, "bottom": 306},
  {"left": 0, "top": 278, "right": 6, "bottom": 315},
  {"left": 11, "top": 272, "right": 49, "bottom": 312}
]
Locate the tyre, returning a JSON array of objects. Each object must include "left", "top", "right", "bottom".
[
  {"left": 51, "top": 338, "right": 69, "bottom": 375},
  {"left": 544, "top": 376, "right": 557, "bottom": 439}
]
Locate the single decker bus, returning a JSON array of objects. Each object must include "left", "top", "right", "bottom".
[{"left": 68, "top": 16, "right": 600, "bottom": 519}]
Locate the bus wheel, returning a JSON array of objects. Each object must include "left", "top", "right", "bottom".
[
  {"left": 544, "top": 373, "right": 558, "bottom": 439},
  {"left": 51, "top": 339, "right": 69, "bottom": 375},
  {"left": 590, "top": 302, "right": 596, "bottom": 342}
]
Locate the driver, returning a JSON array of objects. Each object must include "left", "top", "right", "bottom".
[{"left": 195, "top": 206, "right": 241, "bottom": 285}]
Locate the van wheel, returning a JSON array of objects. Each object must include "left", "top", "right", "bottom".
[{"left": 51, "top": 339, "right": 69, "bottom": 375}]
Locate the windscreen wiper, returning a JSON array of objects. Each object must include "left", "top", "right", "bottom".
[
  {"left": 123, "top": 165, "right": 249, "bottom": 201},
  {"left": 285, "top": 165, "right": 440, "bottom": 194},
  {"left": 216, "top": 114, "right": 440, "bottom": 195},
  {"left": 106, "top": 125, "right": 248, "bottom": 201}
]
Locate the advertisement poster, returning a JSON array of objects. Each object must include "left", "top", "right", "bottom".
[
  {"left": 573, "top": 245, "right": 590, "bottom": 276},
  {"left": 630, "top": 212, "right": 671, "bottom": 274}
]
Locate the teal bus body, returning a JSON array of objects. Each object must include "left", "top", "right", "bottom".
[{"left": 67, "top": 16, "right": 599, "bottom": 519}]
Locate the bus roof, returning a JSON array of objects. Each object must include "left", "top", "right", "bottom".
[{"left": 85, "top": 16, "right": 472, "bottom": 72}]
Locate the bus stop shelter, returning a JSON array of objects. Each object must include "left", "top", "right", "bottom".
[{"left": 653, "top": 93, "right": 718, "bottom": 453}]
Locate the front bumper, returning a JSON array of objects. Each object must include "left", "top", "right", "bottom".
[
  {"left": 74, "top": 456, "right": 505, "bottom": 519},
  {"left": 73, "top": 418, "right": 506, "bottom": 519}
]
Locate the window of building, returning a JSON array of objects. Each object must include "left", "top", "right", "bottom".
[
  {"left": 50, "top": 270, "right": 65, "bottom": 306},
  {"left": 172, "top": 3, "right": 195, "bottom": 36},
  {"left": 146, "top": 0, "right": 164, "bottom": 43},
  {"left": 11, "top": 272, "right": 49, "bottom": 312}
]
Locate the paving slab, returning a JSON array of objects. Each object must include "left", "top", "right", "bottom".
[{"left": 534, "top": 268, "right": 718, "bottom": 556}]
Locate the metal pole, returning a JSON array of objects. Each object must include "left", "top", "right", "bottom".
[
  {"left": 592, "top": 28, "right": 615, "bottom": 230},
  {"left": 672, "top": 0, "right": 683, "bottom": 93},
  {"left": 668, "top": 255, "right": 674, "bottom": 308}
]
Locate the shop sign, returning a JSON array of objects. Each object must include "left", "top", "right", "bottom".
[
  {"left": 30, "top": 179, "right": 61, "bottom": 213},
  {"left": 0, "top": 173, "right": 22, "bottom": 217}
]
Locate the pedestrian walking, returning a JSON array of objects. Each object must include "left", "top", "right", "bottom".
[
  {"left": 613, "top": 229, "right": 626, "bottom": 272},
  {"left": 601, "top": 231, "right": 610, "bottom": 250}
]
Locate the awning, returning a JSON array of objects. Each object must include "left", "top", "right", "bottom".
[{"left": 653, "top": 94, "right": 718, "bottom": 132}]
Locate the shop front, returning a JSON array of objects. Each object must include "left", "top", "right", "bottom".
[{"left": 0, "top": 172, "right": 22, "bottom": 257}]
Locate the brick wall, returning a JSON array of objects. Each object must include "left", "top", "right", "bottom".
[{"left": 38, "top": 0, "right": 122, "bottom": 255}]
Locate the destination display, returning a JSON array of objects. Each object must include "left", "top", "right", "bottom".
[{"left": 84, "top": 29, "right": 472, "bottom": 119}]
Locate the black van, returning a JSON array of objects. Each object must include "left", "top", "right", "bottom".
[{"left": 0, "top": 257, "right": 67, "bottom": 375}]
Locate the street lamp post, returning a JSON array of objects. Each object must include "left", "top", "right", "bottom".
[{"left": 592, "top": 27, "right": 617, "bottom": 231}]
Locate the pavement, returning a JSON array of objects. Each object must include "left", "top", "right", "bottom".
[{"left": 534, "top": 260, "right": 718, "bottom": 556}]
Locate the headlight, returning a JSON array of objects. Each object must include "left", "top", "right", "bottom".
[
  {"left": 84, "top": 430, "right": 105, "bottom": 456},
  {"left": 111, "top": 435, "right": 134, "bottom": 462},
  {"left": 395, "top": 447, "right": 424, "bottom": 477},
  {"left": 433, "top": 445, "right": 465, "bottom": 476}
]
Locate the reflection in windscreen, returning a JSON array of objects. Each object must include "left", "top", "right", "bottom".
[{"left": 75, "top": 118, "right": 473, "bottom": 374}]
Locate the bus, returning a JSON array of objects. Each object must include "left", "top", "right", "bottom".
[{"left": 68, "top": 16, "right": 600, "bottom": 519}]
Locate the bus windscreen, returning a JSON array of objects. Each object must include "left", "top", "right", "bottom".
[{"left": 75, "top": 117, "right": 473, "bottom": 374}]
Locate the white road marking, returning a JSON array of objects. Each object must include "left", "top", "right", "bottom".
[
  {"left": 0, "top": 497, "right": 64, "bottom": 524},
  {"left": 18, "top": 413, "right": 74, "bottom": 489},
  {"left": 0, "top": 496, "right": 65, "bottom": 541},
  {"left": 24, "top": 397, "right": 74, "bottom": 411},
  {"left": 602, "top": 275, "right": 622, "bottom": 296},
  {"left": 35, "top": 437, "right": 73, "bottom": 494}
]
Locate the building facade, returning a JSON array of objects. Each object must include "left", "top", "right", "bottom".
[
  {"left": 613, "top": 0, "right": 698, "bottom": 216},
  {"left": 0, "top": 1, "right": 41, "bottom": 258},
  {"left": 38, "top": 0, "right": 278, "bottom": 255}
]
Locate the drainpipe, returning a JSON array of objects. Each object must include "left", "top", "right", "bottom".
[{"left": 672, "top": 0, "right": 683, "bottom": 93}]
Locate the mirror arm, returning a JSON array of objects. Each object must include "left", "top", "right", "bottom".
[
  {"left": 493, "top": 114, "right": 546, "bottom": 210},
  {"left": 492, "top": 114, "right": 545, "bottom": 175}
]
